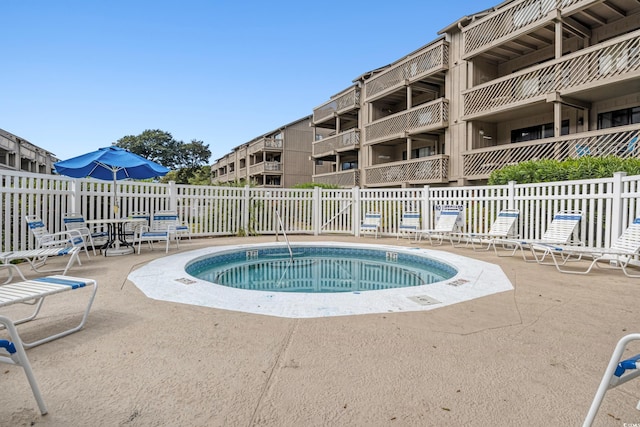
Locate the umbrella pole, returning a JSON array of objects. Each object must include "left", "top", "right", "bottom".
[{"left": 113, "top": 171, "right": 119, "bottom": 219}]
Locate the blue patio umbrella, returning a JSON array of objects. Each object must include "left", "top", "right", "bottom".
[{"left": 54, "top": 146, "right": 170, "bottom": 217}]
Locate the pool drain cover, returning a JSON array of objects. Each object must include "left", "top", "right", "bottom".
[
  {"left": 175, "top": 277, "right": 196, "bottom": 285},
  {"left": 408, "top": 295, "right": 441, "bottom": 306}
]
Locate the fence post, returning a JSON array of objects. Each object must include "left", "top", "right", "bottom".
[
  {"left": 353, "top": 187, "right": 361, "bottom": 237},
  {"left": 243, "top": 185, "right": 251, "bottom": 236},
  {"left": 313, "top": 186, "right": 320, "bottom": 236},
  {"left": 421, "top": 185, "right": 430, "bottom": 230},
  {"left": 168, "top": 181, "right": 178, "bottom": 211},
  {"left": 69, "top": 179, "right": 81, "bottom": 213},
  {"left": 611, "top": 171, "right": 626, "bottom": 243},
  {"left": 508, "top": 180, "right": 516, "bottom": 210}
]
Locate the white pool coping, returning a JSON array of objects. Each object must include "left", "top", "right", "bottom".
[{"left": 128, "top": 241, "right": 513, "bottom": 318}]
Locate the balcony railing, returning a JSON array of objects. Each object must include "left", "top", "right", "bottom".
[
  {"left": 313, "top": 87, "right": 360, "bottom": 124},
  {"left": 462, "top": 0, "right": 596, "bottom": 58},
  {"left": 313, "top": 169, "right": 360, "bottom": 187},
  {"left": 364, "top": 40, "right": 448, "bottom": 101},
  {"left": 313, "top": 129, "right": 360, "bottom": 157},
  {"left": 365, "top": 156, "right": 449, "bottom": 186},
  {"left": 364, "top": 99, "right": 448, "bottom": 145},
  {"left": 462, "top": 126, "right": 640, "bottom": 179},
  {"left": 463, "top": 30, "right": 640, "bottom": 118},
  {"left": 249, "top": 161, "right": 282, "bottom": 175},
  {"left": 248, "top": 137, "right": 283, "bottom": 155}
]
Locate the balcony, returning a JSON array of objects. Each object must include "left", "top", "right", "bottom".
[
  {"left": 462, "top": 125, "right": 640, "bottom": 179},
  {"left": 313, "top": 169, "right": 360, "bottom": 187},
  {"left": 463, "top": 30, "right": 640, "bottom": 119},
  {"left": 249, "top": 161, "right": 282, "bottom": 176},
  {"left": 365, "top": 156, "right": 449, "bottom": 186},
  {"left": 248, "top": 137, "right": 283, "bottom": 155},
  {"left": 313, "top": 87, "right": 360, "bottom": 125},
  {"left": 364, "top": 39, "right": 448, "bottom": 102},
  {"left": 364, "top": 99, "right": 449, "bottom": 145},
  {"left": 313, "top": 129, "right": 360, "bottom": 158},
  {"left": 462, "top": 0, "right": 600, "bottom": 59}
]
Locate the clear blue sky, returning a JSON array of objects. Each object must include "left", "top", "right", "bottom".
[{"left": 2, "top": 1, "right": 498, "bottom": 164}]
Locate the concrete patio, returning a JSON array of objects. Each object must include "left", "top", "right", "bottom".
[{"left": 1, "top": 235, "right": 639, "bottom": 426}]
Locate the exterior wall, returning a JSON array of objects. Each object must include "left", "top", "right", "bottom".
[{"left": 0, "top": 129, "right": 58, "bottom": 174}]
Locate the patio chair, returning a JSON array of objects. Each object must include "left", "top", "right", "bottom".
[
  {"left": 530, "top": 217, "right": 640, "bottom": 277},
  {"left": 63, "top": 213, "right": 109, "bottom": 256},
  {"left": 0, "top": 246, "right": 82, "bottom": 279},
  {"left": 25, "top": 215, "right": 89, "bottom": 259},
  {"left": 360, "top": 212, "right": 382, "bottom": 238},
  {"left": 153, "top": 210, "right": 191, "bottom": 241},
  {"left": 123, "top": 212, "right": 150, "bottom": 244},
  {"left": 136, "top": 212, "right": 180, "bottom": 253},
  {"left": 416, "top": 207, "right": 461, "bottom": 245},
  {"left": 453, "top": 209, "right": 519, "bottom": 251},
  {"left": 0, "top": 315, "right": 48, "bottom": 415},
  {"left": 397, "top": 211, "right": 420, "bottom": 240},
  {"left": 0, "top": 264, "right": 98, "bottom": 349},
  {"left": 583, "top": 333, "right": 640, "bottom": 426},
  {"left": 496, "top": 210, "right": 583, "bottom": 261}
]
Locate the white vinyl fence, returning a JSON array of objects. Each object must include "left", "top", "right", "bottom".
[{"left": 1, "top": 169, "right": 639, "bottom": 252}]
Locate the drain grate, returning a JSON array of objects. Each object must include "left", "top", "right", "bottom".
[
  {"left": 408, "top": 295, "right": 441, "bottom": 306},
  {"left": 175, "top": 277, "right": 196, "bottom": 285}
]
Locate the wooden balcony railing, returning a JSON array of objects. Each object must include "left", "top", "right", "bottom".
[
  {"left": 313, "top": 87, "right": 360, "bottom": 124},
  {"left": 462, "top": 0, "right": 597, "bottom": 58},
  {"left": 313, "top": 129, "right": 360, "bottom": 157},
  {"left": 364, "top": 99, "right": 449, "bottom": 145},
  {"left": 365, "top": 156, "right": 449, "bottom": 186},
  {"left": 249, "top": 161, "right": 282, "bottom": 175},
  {"left": 248, "top": 137, "right": 283, "bottom": 155},
  {"left": 313, "top": 169, "right": 360, "bottom": 187},
  {"left": 364, "top": 40, "right": 448, "bottom": 101},
  {"left": 462, "top": 125, "right": 640, "bottom": 179},
  {"left": 463, "top": 30, "right": 640, "bottom": 118}
]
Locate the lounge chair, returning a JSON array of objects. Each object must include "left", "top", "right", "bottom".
[
  {"left": 136, "top": 212, "right": 180, "bottom": 253},
  {"left": 0, "top": 246, "right": 82, "bottom": 279},
  {"left": 0, "top": 264, "right": 98, "bottom": 349},
  {"left": 360, "top": 212, "right": 382, "bottom": 238},
  {"left": 25, "top": 215, "right": 88, "bottom": 259},
  {"left": 530, "top": 217, "right": 640, "bottom": 277},
  {"left": 584, "top": 333, "right": 640, "bottom": 426},
  {"left": 153, "top": 210, "right": 191, "bottom": 241},
  {"left": 63, "top": 213, "right": 109, "bottom": 256},
  {"left": 0, "top": 315, "right": 48, "bottom": 415},
  {"left": 496, "top": 210, "right": 583, "bottom": 261},
  {"left": 416, "top": 207, "right": 461, "bottom": 245},
  {"left": 453, "top": 209, "right": 519, "bottom": 251},
  {"left": 397, "top": 211, "right": 420, "bottom": 240}
]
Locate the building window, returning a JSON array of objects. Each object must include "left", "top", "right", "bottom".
[
  {"left": 402, "top": 147, "right": 431, "bottom": 160},
  {"left": 341, "top": 161, "right": 357, "bottom": 170},
  {"left": 598, "top": 107, "right": 640, "bottom": 129},
  {"left": 511, "top": 120, "right": 569, "bottom": 143}
]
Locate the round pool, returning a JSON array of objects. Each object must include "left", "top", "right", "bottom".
[
  {"left": 128, "top": 241, "right": 513, "bottom": 318},
  {"left": 186, "top": 246, "right": 457, "bottom": 293}
]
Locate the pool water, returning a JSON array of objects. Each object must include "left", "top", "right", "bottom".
[{"left": 186, "top": 247, "right": 457, "bottom": 293}]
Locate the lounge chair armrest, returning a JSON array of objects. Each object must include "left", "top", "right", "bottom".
[{"left": 0, "top": 264, "right": 27, "bottom": 283}]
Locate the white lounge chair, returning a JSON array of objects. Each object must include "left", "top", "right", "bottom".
[
  {"left": 397, "top": 211, "right": 420, "bottom": 240},
  {"left": 530, "top": 217, "right": 640, "bottom": 277},
  {"left": 0, "top": 264, "right": 98, "bottom": 349},
  {"left": 0, "top": 246, "right": 82, "bottom": 279},
  {"left": 63, "top": 213, "right": 109, "bottom": 256},
  {"left": 360, "top": 212, "right": 382, "bottom": 238},
  {"left": 25, "top": 215, "right": 88, "bottom": 259},
  {"left": 454, "top": 209, "right": 520, "bottom": 251},
  {"left": 136, "top": 212, "right": 180, "bottom": 253},
  {"left": 416, "top": 207, "right": 461, "bottom": 245},
  {"left": 583, "top": 333, "right": 640, "bottom": 426},
  {"left": 153, "top": 210, "right": 191, "bottom": 241},
  {"left": 0, "top": 315, "right": 47, "bottom": 415},
  {"left": 497, "top": 210, "right": 583, "bottom": 261}
]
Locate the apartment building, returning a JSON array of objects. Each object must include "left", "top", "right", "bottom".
[
  {"left": 311, "top": 0, "right": 640, "bottom": 187},
  {"left": 0, "top": 128, "right": 58, "bottom": 174},
  {"left": 212, "top": 116, "right": 330, "bottom": 187}
]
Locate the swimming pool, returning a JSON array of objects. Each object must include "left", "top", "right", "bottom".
[
  {"left": 186, "top": 246, "right": 458, "bottom": 293},
  {"left": 128, "top": 241, "right": 513, "bottom": 318}
]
